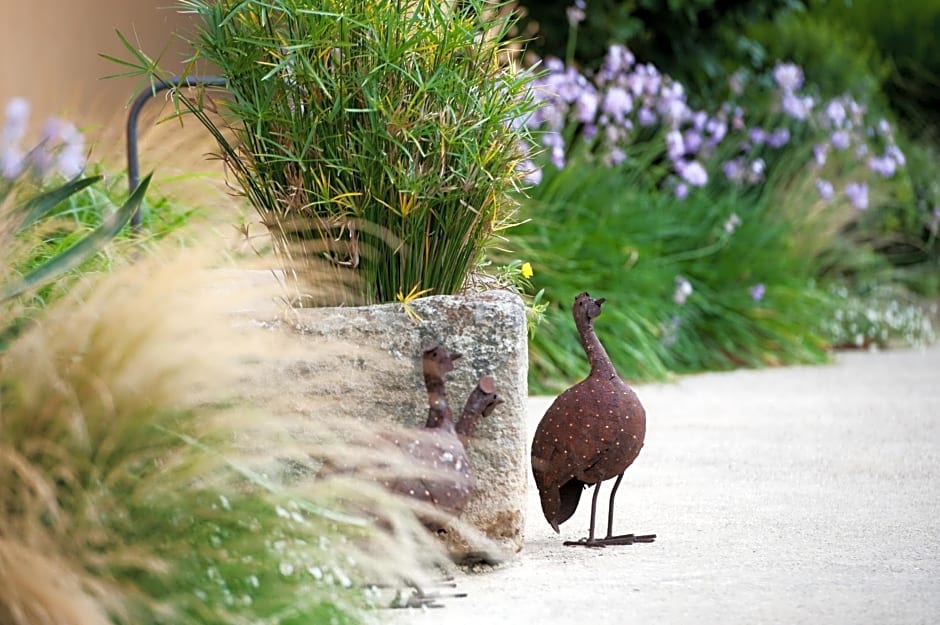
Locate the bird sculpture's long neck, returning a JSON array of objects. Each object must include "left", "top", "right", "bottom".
[
  {"left": 456, "top": 388, "right": 493, "bottom": 437},
  {"left": 424, "top": 372, "right": 455, "bottom": 432},
  {"left": 577, "top": 317, "right": 616, "bottom": 379},
  {"left": 456, "top": 400, "right": 482, "bottom": 437}
]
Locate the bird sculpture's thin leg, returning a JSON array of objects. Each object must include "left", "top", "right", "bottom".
[
  {"left": 564, "top": 476, "right": 656, "bottom": 547},
  {"left": 563, "top": 482, "right": 604, "bottom": 547},
  {"left": 601, "top": 473, "right": 656, "bottom": 545},
  {"left": 606, "top": 473, "right": 623, "bottom": 537}
]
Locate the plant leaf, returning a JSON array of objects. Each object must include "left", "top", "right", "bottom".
[
  {"left": 396, "top": 283, "right": 433, "bottom": 322},
  {"left": 1, "top": 174, "right": 152, "bottom": 303},
  {"left": 17, "top": 176, "right": 102, "bottom": 233}
]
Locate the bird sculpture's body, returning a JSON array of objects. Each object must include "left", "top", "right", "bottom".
[
  {"left": 531, "top": 292, "right": 655, "bottom": 547},
  {"left": 355, "top": 347, "right": 501, "bottom": 608}
]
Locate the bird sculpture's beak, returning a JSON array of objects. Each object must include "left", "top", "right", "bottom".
[
  {"left": 451, "top": 352, "right": 463, "bottom": 361},
  {"left": 595, "top": 297, "right": 606, "bottom": 306}
]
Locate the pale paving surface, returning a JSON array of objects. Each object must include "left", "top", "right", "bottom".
[{"left": 388, "top": 343, "right": 940, "bottom": 625}]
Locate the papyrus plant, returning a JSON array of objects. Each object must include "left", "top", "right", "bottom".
[{"left": 121, "top": 0, "right": 536, "bottom": 305}]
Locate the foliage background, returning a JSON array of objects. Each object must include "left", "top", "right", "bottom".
[{"left": 508, "top": 0, "right": 938, "bottom": 391}]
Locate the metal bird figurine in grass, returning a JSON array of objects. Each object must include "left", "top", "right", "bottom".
[{"left": 531, "top": 293, "right": 656, "bottom": 547}]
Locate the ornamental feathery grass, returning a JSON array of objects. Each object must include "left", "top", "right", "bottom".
[
  {"left": 0, "top": 539, "right": 113, "bottom": 625},
  {"left": 131, "top": 0, "right": 536, "bottom": 306},
  {"left": 0, "top": 249, "right": 468, "bottom": 625}
]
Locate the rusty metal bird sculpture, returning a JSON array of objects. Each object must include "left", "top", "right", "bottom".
[
  {"left": 382, "top": 345, "right": 500, "bottom": 514},
  {"left": 531, "top": 292, "right": 655, "bottom": 547},
  {"left": 361, "top": 346, "right": 502, "bottom": 608}
]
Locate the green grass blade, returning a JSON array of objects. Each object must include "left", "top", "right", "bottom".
[
  {"left": 1, "top": 174, "right": 152, "bottom": 303},
  {"left": 17, "top": 175, "right": 102, "bottom": 233}
]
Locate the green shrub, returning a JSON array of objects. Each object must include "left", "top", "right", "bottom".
[
  {"left": 0, "top": 98, "right": 193, "bottom": 321},
  {"left": 742, "top": 10, "right": 890, "bottom": 109},
  {"left": 811, "top": 0, "right": 940, "bottom": 141},
  {"left": 512, "top": 38, "right": 940, "bottom": 390},
  {"left": 1, "top": 180, "right": 153, "bottom": 354},
  {"left": 514, "top": 151, "right": 837, "bottom": 392},
  {"left": 11, "top": 164, "right": 192, "bottom": 308},
  {"left": 739, "top": 9, "right": 940, "bottom": 293}
]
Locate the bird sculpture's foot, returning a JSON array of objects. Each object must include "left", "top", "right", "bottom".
[
  {"left": 563, "top": 533, "right": 656, "bottom": 548},
  {"left": 378, "top": 576, "right": 468, "bottom": 609},
  {"left": 390, "top": 588, "right": 468, "bottom": 609}
]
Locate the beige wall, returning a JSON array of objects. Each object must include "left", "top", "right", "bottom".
[
  {"left": 0, "top": 0, "right": 195, "bottom": 136},
  {"left": 0, "top": 0, "right": 246, "bottom": 225}
]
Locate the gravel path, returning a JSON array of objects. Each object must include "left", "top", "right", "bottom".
[{"left": 389, "top": 344, "right": 940, "bottom": 625}]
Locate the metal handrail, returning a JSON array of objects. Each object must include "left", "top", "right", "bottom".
[{"left": 125, "top": 75, "right": 227, "bottom": 231}]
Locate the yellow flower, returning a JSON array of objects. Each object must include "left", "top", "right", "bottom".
[
  {"left": 520, "top": 262, "right": 534, "bottom": 279},
  {"left": 397, "top": 283, "right": 433, "bottom": 322}
]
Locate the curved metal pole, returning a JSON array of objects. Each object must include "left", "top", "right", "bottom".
[{"left": 125, "top": 75, "right": 227, "bottom": 231}]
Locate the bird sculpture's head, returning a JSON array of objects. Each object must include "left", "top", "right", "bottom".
[
  {"left": 422, "top": 344, "right": 462, "bottom": 378},
  {"left": 478, "top": 375, "right": 504, "bottom": 417},
  {"left": 573, "top": 291, "right": 606, "bottom": 322}
]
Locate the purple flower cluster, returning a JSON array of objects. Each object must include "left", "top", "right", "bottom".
[
  {"left": 522, "top": 41, "right": 915, "bottom": 312},
  {"left": 808, "top": 96, "right": 906, "bottom": 209},
  {"left": 1, "top": 98, "right": 86, "bottom": 183},
  {"left": 775, "top": 62, "right": 815, "bottom": 121},
  {"left": 523, "top": 48, "right": 817, "bottom": 199},
  {"left": 523, "top": 50, "right": 908, "bottom": 214},
  {"left": 525, "top": 45, "right": 725, "bottom": 194},
  {"left": 844, "top": 181, "right": 869, "bottom": 211},
  {"left": 749, "top": 283, "right": 766, "bottom": 302},
  {"left": 566, "top": 0, "right": 586, "bottom": 26}
]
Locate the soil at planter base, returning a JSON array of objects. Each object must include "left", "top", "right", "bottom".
[{"left": 237, "top": 288, "right": 529, "bottom": 562}]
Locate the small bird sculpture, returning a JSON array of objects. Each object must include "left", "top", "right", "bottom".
[{"left": 531, "top": 292, "right": 655, "bottom": 547}]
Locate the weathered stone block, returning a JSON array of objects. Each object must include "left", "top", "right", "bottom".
[{"left": 232, "top": 281, "right": 529, "bottom": 561}]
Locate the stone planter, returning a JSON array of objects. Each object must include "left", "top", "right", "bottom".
[{"left": 228, "top": 273, "right": 529, "bottom": 561}]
